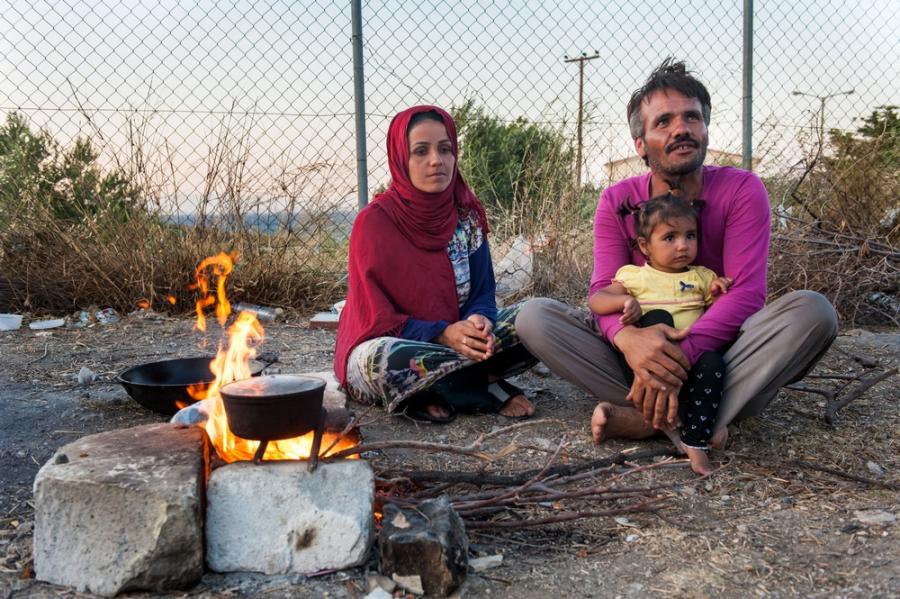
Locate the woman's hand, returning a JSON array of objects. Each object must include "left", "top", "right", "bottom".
[{"left": 436, "top": 316, "right": 495, "bottom": 361}]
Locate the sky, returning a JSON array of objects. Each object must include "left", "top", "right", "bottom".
[{"left": 1, "top": 0, "right": 897, "bottom": 213}]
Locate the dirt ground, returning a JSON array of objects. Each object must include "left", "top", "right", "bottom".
[{"left": 0, "top": 310, "right": 897, "bottom": 598}]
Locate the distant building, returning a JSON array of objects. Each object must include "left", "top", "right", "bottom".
[{"left": 604, "top": 149, "right": 761, "bottom": 184}]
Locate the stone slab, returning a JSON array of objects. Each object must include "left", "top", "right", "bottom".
[
  {"left": 206, "top": 460, "right": 374, "bottom": 574},
  {"left": 379, "top": 495, "right": 468, "bottom": 596},
  {"left": 33, "top": 423, "right": 207, "bottom": 597}
]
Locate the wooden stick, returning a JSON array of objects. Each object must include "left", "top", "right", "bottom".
[
  {"left": 824, "top": 367, "right": 899, "bottom": 424},
  {"left": 376, "top": 447, "right": 673, "bottom": 487},
  {"left": 789, "top": 460, "right": 900, "bottom": 491},
  {"left": 464, "top": 498, "right": 668, "bottom": 529}
]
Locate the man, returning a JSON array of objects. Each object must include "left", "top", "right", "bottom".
[{"left": 515, "top": 58, "right": 837, "bottom": 447}]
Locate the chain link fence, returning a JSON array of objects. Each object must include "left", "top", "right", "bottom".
[{"left": 1, "top": 1, "right": 897, "bottom": 312}]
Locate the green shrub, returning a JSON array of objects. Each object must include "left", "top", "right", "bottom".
[
  {"left": 451, "top": 99, "right": 576, "bottom": 234},
  {"left": 0, "top": 112, "right": 139, "bottom": 228}
]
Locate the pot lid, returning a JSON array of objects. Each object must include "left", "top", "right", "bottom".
[{"left": 221, "top": 374, "right": 325, "bottom": 398}]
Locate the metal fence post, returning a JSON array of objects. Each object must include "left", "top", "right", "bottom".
[
  {"left": 351, "top": 0, "right": 368, "bottom": 209},
  {"left": 742, "top": 0, "right": 753, "bottom": 171}
]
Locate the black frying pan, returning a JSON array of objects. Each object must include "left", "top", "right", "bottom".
[{"left": 117, "top": 356, "right": 269, "bottom": 416}]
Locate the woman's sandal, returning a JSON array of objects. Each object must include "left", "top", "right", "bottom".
[
  {"left": 487, "top": 379, "right": 532, "bottom": 419},
  {"left": 402, "top": 391, "right": 457, "bottom": 424}
]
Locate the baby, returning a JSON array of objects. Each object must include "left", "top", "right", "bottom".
[{"left": 590, "top": 193, "right": 732, "bottom": 475}]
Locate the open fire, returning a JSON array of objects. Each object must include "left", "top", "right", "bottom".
[{"left": 186, "top": 252, "right": 356, "bottom": 463}]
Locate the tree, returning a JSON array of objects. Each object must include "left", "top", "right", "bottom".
[
  {"left": 451, "top": 100, "right": 576, "bottom": 230},
  {"left": 0, "top": 112, "right": 138, "bottom": 227}
]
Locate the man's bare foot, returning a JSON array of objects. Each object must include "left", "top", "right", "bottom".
[
  {"left": 684, "top": 446, "right": 713, "bottom": 476},
  {"left": 710, "top": 428, "right": 728, "bottom": 450},
  {"left": 498, "top": 394, "right": 535, "bottom": 418},
  {"left": 591, "top": 402, "right": 657, "bottom": 444}
]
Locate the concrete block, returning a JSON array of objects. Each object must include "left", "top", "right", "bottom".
[
  {"left": 206, "top": 460, "right": 374, "bottom": 574},
  {"left": 33, "top": 423, "right": 207, "bottom": 596}
]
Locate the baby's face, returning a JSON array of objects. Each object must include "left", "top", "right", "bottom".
[{"left": 641, "top": 216, "right": 698, "bottom": 273}]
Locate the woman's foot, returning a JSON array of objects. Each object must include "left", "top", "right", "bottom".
[
  {"left": 424, "top": 403, "right": 452, "bottom": 420},
  {"left": 498, "top": 394, "right": 535, "bottom": 417},
  {"left": 591, "top": 402, "right": 657, "bottom": 443},
  {"left": 684, "top": 445, "right": 714, "bottom": 476},
  {"left": 403, "top": 392, "right": 456, "bottom": 423}
]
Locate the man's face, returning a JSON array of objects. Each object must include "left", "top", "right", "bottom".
[{"left": 634, "top": 89, "right": 708, "bottom": 177}]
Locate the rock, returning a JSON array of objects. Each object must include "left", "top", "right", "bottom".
[
  {"left": 853, "top": 509, "right": 896, "bottom": 527},
  {"left": 33, "top": 424, "right": 206, "bottom": 597},
  {"left": 76, "top": 366, "right": 95, "bottom": 385},
  {"left": 392, "top": 573, "right": 425, "bottom": 595},
  {"left": 469, "top": 554, "right": 503, "bottom": 572},
  {"left": 866, "top": 461, "right": 886, "bottom": 477},
  {"left": 366, "top": 573, "right": 396, "bottom": 593},
  {"left": 380, "top": 495, "right": 468, "bottom": 597},
  {"left": 206, "top": 460, "right": 374, "bottom": 574},
  {"left": 533, "top": 363, "right": 551, "bottom": 377},
  {"left": 613, "top": 516, "right": 640, "bottom": 528}
]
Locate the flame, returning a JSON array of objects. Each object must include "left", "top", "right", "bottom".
[
  {"left": 166, "top": 294, "right": 177, "bottom": 305},
  {"left": 188, "top": 251, "right": 235, "bottom": 332},
  {"left": 188, "top": 252, "right": 357, "bottom": 463},
  {"left": 137, "top": 299, "right": 150, "bottom": 309}
]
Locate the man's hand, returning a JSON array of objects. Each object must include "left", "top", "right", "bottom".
[
  {"left": 620, "top": 297, "right": 642, "bottom": 325},
  {"left": 628, "top": 383, "right": 680, "bottom": 429},
  {"left": 436, "top": 316, "right": 495, "bottom": 361},
  {"left": 616, "top": 324, "right": 689, "bottom": 430}
]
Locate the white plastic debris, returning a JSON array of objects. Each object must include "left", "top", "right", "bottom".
[
  {"left": 29, "top": 318, "right": 65, "bottom": 330},
  {"left": 494, "top": 235, "right": 533, "bottom": 299},
  {"left": 0, "top": 314, "right": 23, "bottom": 331},
  {"left": 364, "top": 589, "right": 393, "bottom": 599},
  {"left": 171, "top": 399, "right": 212, "bottom": 426},
  {"left": 469, "top": 554, "right": 503, "bottom": 572}
]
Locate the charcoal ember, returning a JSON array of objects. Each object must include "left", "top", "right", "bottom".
[{"left": 379, "top": 495, "right": 468, "bottom": 596}]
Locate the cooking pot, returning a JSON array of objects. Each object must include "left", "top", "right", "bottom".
[
  {"left": 220, "top": 374, "right": 326, "bottom": 467},
  {"left": 117, "top": 356, "right": 269, "bottom": 416}
]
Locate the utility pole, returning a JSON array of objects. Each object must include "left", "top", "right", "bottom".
[
  {"left": 792, "top": 89, "right": 855, "bottom": 163},
  {"left": 564, "top": 51, "right": 599, "bottom": 190}
]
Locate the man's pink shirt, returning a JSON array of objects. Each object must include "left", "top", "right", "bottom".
[{"left": 590, "top": 165, "right": 771, "bottom": 365}]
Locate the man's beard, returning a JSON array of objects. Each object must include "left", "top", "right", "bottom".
[{"left": 646, "top": 135, "right": 708, "bottom": 177}]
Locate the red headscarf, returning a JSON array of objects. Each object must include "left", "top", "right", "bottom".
[{"left": 333, "top": 106, "right": 489, "bottom": 385}]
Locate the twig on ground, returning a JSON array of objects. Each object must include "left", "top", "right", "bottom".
[
  {"left": 464, "top": 497, "right": 668, "bottom": 530},
  {"left": 376, "top": 447, "right": 674, "bottom": 487},
  {"left": 28, "top": 344, "right": 49, "bottom": 364},
  {"left": 789, "top": 459, "right": 900, "bottom": 491},
  {"left": 824, "top": 367, "right": 898, "bottom": 424},
  {"left": 787, "top": 366, "right": 897, "bottom": 425}
]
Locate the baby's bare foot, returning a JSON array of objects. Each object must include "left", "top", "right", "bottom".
[
  {"left": 710, "top": 428, "right": 729, "bottom": 450},
  {"left": 684, "top": 446, "right": 713, "bottom": 476}
]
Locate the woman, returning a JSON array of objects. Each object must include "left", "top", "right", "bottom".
[{"left": 333, "top": 105, "right": 536, "bottom": 422}]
